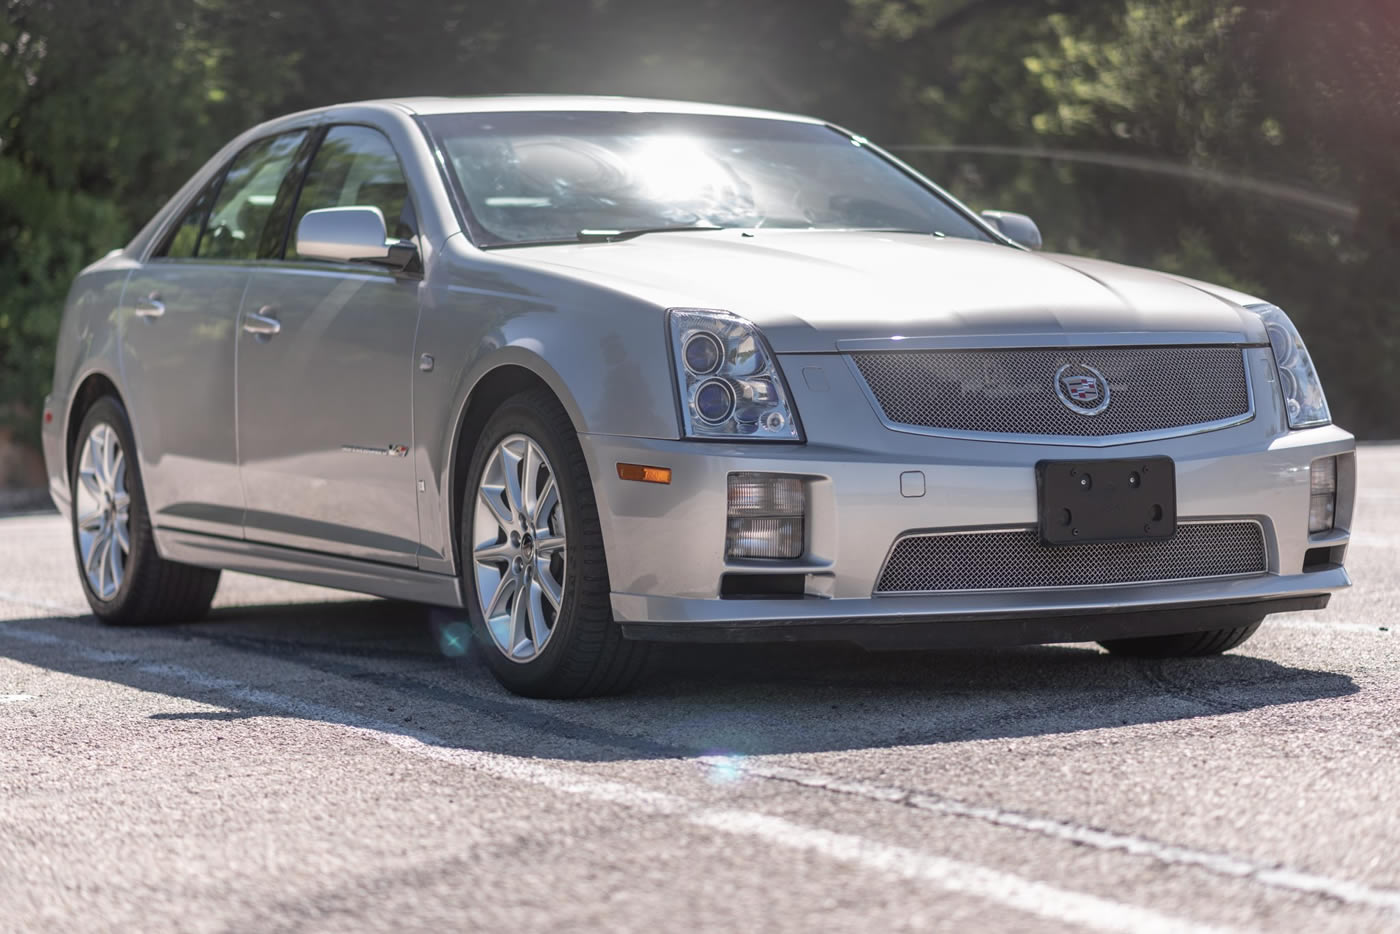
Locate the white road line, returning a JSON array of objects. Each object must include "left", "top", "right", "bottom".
[
  {"left": 1, "top": 628, "right": 1235, "bottom": 934},
  {"left": 0, "top": 625, "right": 136, "bottom": 663},
  {"left": 1269, "top": 619, "right": 1395, "bottom": 636},
  {"left": 0, "top": 590, "right": 85, "bottom": 617},
  {"left": 0, "top": 693, "right": 35, "bottom": 704},
  {"left": 710, "top": 760, "right": 1400, "bottom": 914},
  {"left": 2, "top": 603, "right": 1399, "bottom": 917},
  {"left": 697, "top": 810, "right": 1236, "bottom": 934}
]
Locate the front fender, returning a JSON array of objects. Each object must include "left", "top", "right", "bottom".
[{"left": 410, "top": 247, "right": 681, "bottom": 575}]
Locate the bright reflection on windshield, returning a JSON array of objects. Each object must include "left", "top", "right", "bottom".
[
  {"left": 632, "top": 136, "right": 737, "bottom": 202},
  {"left": 423, "top": 111, "right": 992, "bottom": 245}
]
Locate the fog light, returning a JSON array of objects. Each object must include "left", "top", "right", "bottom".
[
  {"left": 725, "top": 517, "right": 804, "bottom": 559},
  {"left": 1309, "top": 456, "right": 1337, "bottom": 533},
  {"left": 726, "top": 473, "right": 804, "bottom": 559}
]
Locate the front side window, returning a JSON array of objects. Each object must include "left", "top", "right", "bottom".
[
  {"left": 156, "top": 182, "right": 217, "bottom": 259},
  {"left": 420, "top": 111, "right": 991, "bottom": 246},
  {"left": 200, "top": 130, "right": 308, "bottom": 261},
  {"left": 288, "top": 125, "right": 416, "bottom": 260}
]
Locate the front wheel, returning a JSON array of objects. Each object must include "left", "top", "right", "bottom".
[
  {"left": 460, "top": 388, "right": 648, "bottom": 698},
  {"left": 70, "top": 397, "right": 221, "bottom": 624},
  {"left": 1099, "top": 620, "right": 1262, "bottom": 658}
]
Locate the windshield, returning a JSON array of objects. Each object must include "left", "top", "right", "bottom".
[{"left": 420, "top": 111, "right": 993, "bottom": 246}]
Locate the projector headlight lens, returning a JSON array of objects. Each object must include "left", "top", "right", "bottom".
[
  {"left": 683, "top": 332, "right": 724, "bottom": 375},
  {"left": 694, "top": 379, "right": 736, "bottom": 423}
]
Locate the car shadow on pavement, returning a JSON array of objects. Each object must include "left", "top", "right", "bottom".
[{"left": 0, "top": 597, "right": 1362, "bottom": 763}]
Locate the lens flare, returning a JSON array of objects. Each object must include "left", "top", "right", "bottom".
[
  {"left": 700, "top": 751, "right": 747, "bottom": 785},
  {"left": 438, "top": 620, "right": 472, "bottom": 658}
]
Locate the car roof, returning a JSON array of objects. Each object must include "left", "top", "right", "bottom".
[{"left": 332, "top": 94, "right": 825, "bottom": 124}]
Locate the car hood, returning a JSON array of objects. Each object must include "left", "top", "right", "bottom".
[{"left": 495, "top": 230, "right": 1266, "bottom": 352}]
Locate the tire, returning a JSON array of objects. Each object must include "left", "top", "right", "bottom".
[
  {"left": 459, "top": 387, "right": 649, "bottom": 698},
  {"left": 1098, "top": 620, "right": 1263, "bottom": 658},
  {"left": 69, "top": 397, "right": 221, "bottom": 624}
]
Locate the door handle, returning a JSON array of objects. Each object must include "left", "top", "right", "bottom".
[
  {"left": 242, "top": 306, "right": 281, "bottom": 338},
  {"left": 133, "top": 293, "right": 165, "bottom": 319}
]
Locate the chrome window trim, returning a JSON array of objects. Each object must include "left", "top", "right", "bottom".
[
  {"left": 835, "top": 332, "right": 1261, "bottom": 352},
  {"left": 843, "top": 346, "right": 1257, "bottom": 447},
  {"left": 872, "top": 518, "right": 1269, "bottom": 596}
]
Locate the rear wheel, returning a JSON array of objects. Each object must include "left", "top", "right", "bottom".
[
  {"left": 70, "top": 397, "right": 220, "bottom": 624},
  {"left": 1099, "top": 620, "right": 1262, "bottom": 658},
  {"left": 460, "top": 388, "right": 648, "bottom": 698}
]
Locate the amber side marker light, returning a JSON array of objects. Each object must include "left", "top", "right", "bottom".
[{"left": 617, "top": 463, "right": 672, "bottom": 484}]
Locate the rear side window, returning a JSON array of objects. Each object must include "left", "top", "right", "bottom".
[
  {"left": 288, "top": 125, "right": 416, "bottom": 260},
  {"left": 200, "top": 130, "right": 309, "bottom": 260}
]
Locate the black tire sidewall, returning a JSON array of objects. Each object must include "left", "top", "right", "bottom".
[
  {"left": 459, "top": 400, "right": 597, "bottom": 691},
  {"left": 69, "top": 397, "right": 154, "bottom": 615}
]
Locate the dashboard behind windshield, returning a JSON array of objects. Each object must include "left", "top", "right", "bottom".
[{"left": 420, "top": 111, "right": 992, "bottom": 246}]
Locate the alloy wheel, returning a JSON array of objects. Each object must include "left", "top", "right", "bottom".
[
  {"left": 471, "top": 433, "right": 568, "bottom": 662},
  {"left": 74, "top": 423, "right": 131, "bottom": 601}
]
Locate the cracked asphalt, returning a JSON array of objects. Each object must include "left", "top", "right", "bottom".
[{"left": 2, "top": 444, "right": 1398, "bottom": 933}]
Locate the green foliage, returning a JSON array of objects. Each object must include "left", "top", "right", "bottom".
[
  {"left": 0, "top": 0, "right": 294, "bottom": 442},
  {"left": 1, "top": 0, "right": 1397, "bottom": 450},
  {"left": 879, "top": 0, "right": 1400, "bottom": 436}
]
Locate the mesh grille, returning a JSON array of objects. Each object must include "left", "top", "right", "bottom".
[
  {"left": 851, "top": 347, "right": 1250, "bottom": 437},
  {"left": 875, "top": 522, "right": 1266, "bottom": 594}
]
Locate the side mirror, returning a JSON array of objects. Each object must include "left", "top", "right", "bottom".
[
  {"left": 980, "top": 210, "right": 1043, "bottom": 250},
  {"left": 296, "top": 206, "right": 414, "bottom": 267}
]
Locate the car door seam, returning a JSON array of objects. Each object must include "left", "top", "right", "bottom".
[{"left": 233, "top": 268, "right": 256, "bottom": 538}]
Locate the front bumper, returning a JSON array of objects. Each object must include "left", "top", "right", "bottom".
[{"left": 579, "top": 350, "right": 1355, "bottom": 644}]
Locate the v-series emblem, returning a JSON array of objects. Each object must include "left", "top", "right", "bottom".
[{"left": 341, "top": 443, "right": 409, "bottom": 458}]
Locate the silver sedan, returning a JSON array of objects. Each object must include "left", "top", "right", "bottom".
[{"left": 40, "top": 96, "right": 1355, "bottom": 697}]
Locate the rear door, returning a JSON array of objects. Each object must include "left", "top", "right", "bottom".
[
  {"left": 121, "top": 129, "right": 310, "bottom": 538},
  {"left": 235, "top": 124, "right": 424, "bottom": 566}
]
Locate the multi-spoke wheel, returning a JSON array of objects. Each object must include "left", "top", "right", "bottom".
[
  {"left": 459, "top": 388, "right": 649, "bottom": 698},
  {"left": 472, "top": 434, "right": 568, "bottom": 662},
  {"left": 74, "top": 423, "right": 131, "bottom": 601},
  {"left": 69, "top": 397, "right": 221, "bottom": 623}
]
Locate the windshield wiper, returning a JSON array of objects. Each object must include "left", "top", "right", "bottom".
[
  {"left": 848, "top": 228, "right": 947, "bottom": 237},
  {"left": 575, "top": 225, "right": 724, "bottom": 243}
]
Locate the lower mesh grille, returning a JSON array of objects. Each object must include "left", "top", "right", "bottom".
[{"left": 875, "top": 521, "right": 1266, "bottom": 594}]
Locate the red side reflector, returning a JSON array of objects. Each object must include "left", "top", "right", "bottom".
[
  {"left": 43, "top": 410, "right": 53, "bottom": 424},
  {"left": 617, "top": 463, "right": 672, "bottom": 484}
]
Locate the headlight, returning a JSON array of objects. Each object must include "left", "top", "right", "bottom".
[
  {"left": 1249, "top": 303, "right": 1331, "bottom": 430},
  {"left": 668, "top": 309, "right": 802, "bottom": 440}
]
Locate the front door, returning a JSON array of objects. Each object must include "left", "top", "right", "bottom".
[{"left": 235, "top": 124, "right": 424, "bottom": 566}]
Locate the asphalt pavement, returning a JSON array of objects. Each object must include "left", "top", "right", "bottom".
[{"left": 2, "top": 446, "right": 1399, "bottom": 933}]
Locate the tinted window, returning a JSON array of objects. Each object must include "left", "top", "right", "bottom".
[
  {"left": 156, "top": 182, "right": 217, "bottom": 259},
  {"left": 420, "top": 111, "right": 991, "bottom": 246},
  {"left": 289, "top": 125, "right": 415, "bottom": 260},
  {"left": 200, "top": 131, "right": 308, "bottom": 260}
]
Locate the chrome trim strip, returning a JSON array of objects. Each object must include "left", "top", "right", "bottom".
[
  {"left": 843, "top": 348, "right": 1257, "bottom": 448},
  {"left": 835, "top": 332, "right": 1263, "bottom": 352},
  {"left": 872, "top": 518, "right": 1269, "bottom": 596}
]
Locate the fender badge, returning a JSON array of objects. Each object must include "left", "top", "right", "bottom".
[{"left": 342, "top": 443, "right": 410, "bottom": 458}]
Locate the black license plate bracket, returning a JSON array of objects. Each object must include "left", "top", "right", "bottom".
[{"left": 1036, "top": 457, "right": 1177, "bottom": 546}]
